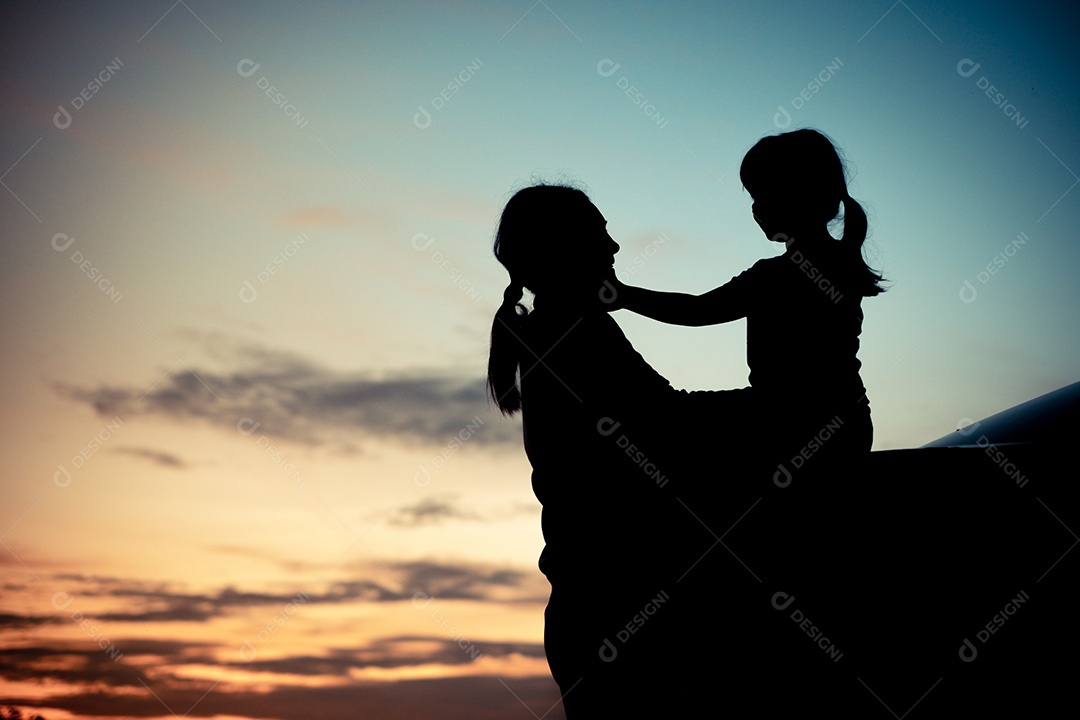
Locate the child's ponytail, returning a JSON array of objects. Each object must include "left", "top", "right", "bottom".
[{"left": 840, "top": 192, "right": 885, "bottom": 297}]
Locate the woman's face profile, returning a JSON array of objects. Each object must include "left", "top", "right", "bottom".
[
  {"left": 517, "top": 195, "right": 620, "bottom": 295},
  {"left": 572, "top": 202, "right": 620, "bottom": 279}
]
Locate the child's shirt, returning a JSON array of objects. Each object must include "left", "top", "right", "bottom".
[{"left": 703, "top": 237, "right": 868, "bottom": 411}]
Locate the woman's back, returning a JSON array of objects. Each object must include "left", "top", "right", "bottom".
[{"left": 518, "top": 304, "right": 699, "bottom": 582}]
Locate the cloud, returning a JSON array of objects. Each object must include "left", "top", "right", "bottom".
[
  {"left": 208, "top": 545, "right": 321, "bottom": 574},
  {"left": 385, "top": 496, "right": 484, "bottom": 526},
  {"left": 3, "top": 667, "right": 562, "bottom": 720},
  {"left": 380, "top": 496, "right": 541, "bottom": 528},
  {"left": 114, "top": 447, "right": 188, "bottom": 468},
  {"left": 23, "top": 560, "right": 544, "bottom": 629},
  {"left": 0, "top": 558, "right": 547, "bottom": 718},
  {"left": 56, "top": 338, "right": 520, "bottom": 449},
  {"left": 390, "top": 560, "right": 541, "bottom": 603},
  {"left": 224, "top": 637, "right": 546, "bottom": 676},
  {"left": 0, "top": 612, "right": 55, "bottom": 629}
]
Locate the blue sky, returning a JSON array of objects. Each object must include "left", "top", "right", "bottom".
[{"left": 1, "top": 1, "right": 1078, "bottom": 718}]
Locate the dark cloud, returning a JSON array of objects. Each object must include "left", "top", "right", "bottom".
[
  {"left": 0, "top": 644, "right": 148, "bottom": 687},
  {"left": 2, "top": 569, "right": 555, "bottom": 719},
  {"left": 391, "top": 560, "right": 542, "bottom": 602},
  {"left": 5, "top": 672, "right": 563, "bottom": 720},
  {"left": 55, "top": 340, "right": 520, "bottom": 449},
  {"left": 222, "top": 638, "right": 545, "bottom": 676},
  {"left": 0, "top": 612, "right": 55, "bottom": 629},
  {"left": 25, "top": 560, "right": 544, "bottom": 628}
]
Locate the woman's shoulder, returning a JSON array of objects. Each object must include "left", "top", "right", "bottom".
[
  {"left": 523, "top": 307, "right": 624, "bottom": 350},
  {"left": 526, "top": 305, "right": 621, "bottom": 329}
]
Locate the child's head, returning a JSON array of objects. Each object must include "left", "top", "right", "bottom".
[
  {"left": 740, "top": 128, "right": 850, "bottom": 240},
  {"left": 741, "top": 128, "right": 886, "bottom": 296}
]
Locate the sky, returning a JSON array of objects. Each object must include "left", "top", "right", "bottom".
[{"left": 1, "top": 1, "right": 1078, "bottom": 717}]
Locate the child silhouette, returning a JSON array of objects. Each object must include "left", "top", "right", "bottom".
[{"left": 606, "top": 129, "right": 885, "bottom": 478}]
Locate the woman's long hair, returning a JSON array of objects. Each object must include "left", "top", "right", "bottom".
[
  {"left": 487, "top": 184, "right": 594, "bottom": 415},
  {"left": 740, "top": 128, "right": 886, "bottom": 297}
]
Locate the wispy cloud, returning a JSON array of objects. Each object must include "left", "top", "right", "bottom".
[
  {"left": 114, "top": 446, "right": 189, "bottom": 468},
  {"left": 20, "top": 561, "right": 544, "bottom": 629},
  {"left": 56, "top": 338, "right": 520, "bottom": 450},
  {"left": 381, "top": 496, "right": 540, "bottom": 527},
  {"left": 385, "top": 496, "right": 485, "bottom": 526}
]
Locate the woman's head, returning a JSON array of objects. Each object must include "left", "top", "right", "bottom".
[
  {"left": 740, "top": 128, "right": 885, "bottom": 295},
  {"left": 487, "top": 183, "right": 619, "bottom": 415},
  {"left": 494, "top": 184, "right": 618, "bottom": 295}
]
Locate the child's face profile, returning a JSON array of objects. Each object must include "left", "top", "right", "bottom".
[{"left": 751, "top": 199, "right": 789, "bottom": 243}]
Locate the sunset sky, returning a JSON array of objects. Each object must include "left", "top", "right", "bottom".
[{"left": 2, "top": 1, "right": 1078, "bottom": 717}]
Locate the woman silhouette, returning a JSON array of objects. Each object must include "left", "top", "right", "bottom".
[
  {"left": 487, "top": 184, "right": 726, "bottom": 716},
  {"left": 606, "top": 129, "right": 884, "bottom": 479}
]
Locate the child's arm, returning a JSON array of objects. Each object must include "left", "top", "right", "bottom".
[{"left": 607, "top": 273, "right": 751, "bottom": 326}]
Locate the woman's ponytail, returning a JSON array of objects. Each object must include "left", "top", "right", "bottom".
[{"left": 487, "top": 280, "right": 528, "bottom": 415}]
